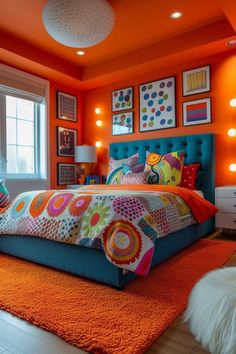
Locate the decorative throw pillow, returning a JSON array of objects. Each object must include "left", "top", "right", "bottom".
[
  {"left": 0, "top": 180, "right": 10, "bottom": 207},
  {"left": 121, "top": 171, "right": 149, "bottom": 185},
  {"left": 123, "top": 163, "right": 145, "bottom": 175},
  {"left": 106, "top": 153, "right": 139, "bottom": 185},
  {"left": 144, "top": 150, "right": 185, "bottom": 186},
  {"left": 180, "top": 163, "right": 200, "bottom": 190}
]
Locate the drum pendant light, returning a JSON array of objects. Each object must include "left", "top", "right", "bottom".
[{"left": 42, "top": 0, "right": 115, "bottom": 48}]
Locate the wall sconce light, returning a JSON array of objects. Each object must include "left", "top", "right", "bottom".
[
  {"left": 229, "top": 164, "right": 236, "bottom": 172},
  {"left": 227, "top": 128, "right": 236, "bottom": 137},
  {"left": 96, "top": 120, "right": 103, "bottom": 127},
  {"left": 95, "top": 141, "right": 102, "bottom": 147},
  {"left": 95, "top": 107, "right": 101, "bottom": 114},
  {"left": 230, "top": 98, "right": 236, "bottom": 107}
]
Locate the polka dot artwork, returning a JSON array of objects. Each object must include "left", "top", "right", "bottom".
[
  {"left": 112, "top": 111, "right": 133, "bottom": 135},
  {"left": 112, "top": 86, "right": 133, "bottom": 112},
  {"left": 139, "top": 77, "right": 176, "bottom": 132}
]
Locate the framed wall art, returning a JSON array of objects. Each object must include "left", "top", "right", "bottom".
[
  {"left": 112, "top": 86, "right": 133, "bottom": 112},
  {"left": 85, "top": 175, "right": 101, "bottom": 185},
  {"left": 182, "top": 65, "right": 210, "bottom": 96},
  {"left": 183, "top": 98, "right": 211, "bottom": 126},
  {"left": 57, "top": 163, "right": 77, "bottom": 185},
  {"left": 139, "top": 76, "right": 176, "bottom": 132},
  {"left": 112, "top": 111, "right": 133, "bottom": 135},
  {"left": 57, "top": 126, "right": 77, "bottom": 157},
  {"left": 57, "top": 91, "right": 77, "bottom": 122}
]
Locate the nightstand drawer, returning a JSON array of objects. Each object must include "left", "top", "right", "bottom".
[
  {"left": 215, "top": 212, "right": 236, "bottom": 229},
  {"left": 216, "top": 187, "right": 236, "bottom": 198},
  {"left": 216, "top": 197, "right": 236, "bottom": 213}
]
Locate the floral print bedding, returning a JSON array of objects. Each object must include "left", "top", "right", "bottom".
[{"left": 0, "top": 185, "right": 214, "bottom": 275}]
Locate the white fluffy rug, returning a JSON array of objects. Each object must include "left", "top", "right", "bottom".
[{"left": 184, "top": 267, "right": 236, "bottom": 354}]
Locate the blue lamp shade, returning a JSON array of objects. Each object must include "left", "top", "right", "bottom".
[{"left": 74, "top": 146, "right": 97, "bottom": 163}]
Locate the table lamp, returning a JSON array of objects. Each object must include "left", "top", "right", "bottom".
[{"left": 75, "top": 145, "right": 97, "bottom": 184}]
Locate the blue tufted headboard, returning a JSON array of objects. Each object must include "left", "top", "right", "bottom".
[{"left": 110, "top": 133, "right": 215, "bottom": 204}]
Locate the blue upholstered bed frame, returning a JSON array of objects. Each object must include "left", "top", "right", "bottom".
[{"left": 0, "top": 133, "right": 215, "bottom": 288}]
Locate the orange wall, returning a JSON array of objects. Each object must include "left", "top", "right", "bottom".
[{"left": 83, "top": 50, "right": 236, "bottom": 187}]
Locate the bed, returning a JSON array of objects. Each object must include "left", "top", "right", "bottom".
[{"left": 0, "top": 133, "right": 215, "bottom": 288}]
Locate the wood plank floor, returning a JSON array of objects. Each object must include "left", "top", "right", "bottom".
[{"left": 0, "top": 251, "right": 235, "bottom": 354}]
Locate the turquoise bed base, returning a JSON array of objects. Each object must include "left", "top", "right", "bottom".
[{"left": 0, "top": 133, "right": 215, "bottom": 288}]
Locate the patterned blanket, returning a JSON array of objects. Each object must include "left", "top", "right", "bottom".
[{"left": 0, "top": 185, "right": 216, "bottom": 275}]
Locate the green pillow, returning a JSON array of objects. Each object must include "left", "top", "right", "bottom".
[{"left": 144, "top": 151, "right": 185, "bottom": 185}]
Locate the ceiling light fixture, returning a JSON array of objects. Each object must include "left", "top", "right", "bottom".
[
  {"left": 76, "top": 50, "right": 85, "bottom": 56},
  {"left": 42, "top": 0, "right": 115, "bottom": 48},
  {"left": 170, "top": 11, "right": 183, "bottom": 19}
]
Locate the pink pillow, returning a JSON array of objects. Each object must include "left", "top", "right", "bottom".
[
  {"left": 121, "top": 171, "right": 149, "bottom": 185},
  {"left": 106, "top": 153, "right": 139, "bottom": 185}
]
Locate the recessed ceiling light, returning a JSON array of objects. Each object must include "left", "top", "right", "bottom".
[
  {"left": 226, "top": 39, "right": 236, "bottom": 46},
  {"left": 170, "top": 11, "right": 183, "bottom": 19},
  {"left": 76, "top": 50, "right": 85, "bottom": 56}
]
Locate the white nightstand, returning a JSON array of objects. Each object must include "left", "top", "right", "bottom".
[
  {"left": 215, "top": 186, "right": 236, "bottom": 231},
  {"left": 66, "top": 184, "right": 85, "bottom": 189}
]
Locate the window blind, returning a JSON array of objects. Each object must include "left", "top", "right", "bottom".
[{"left": 0, "top": 63, "right": 48, "bottom": 102}]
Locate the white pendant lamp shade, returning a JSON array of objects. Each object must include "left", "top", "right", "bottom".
[{"left": 42, "top": 0, "right": 115, "bottom": 48}]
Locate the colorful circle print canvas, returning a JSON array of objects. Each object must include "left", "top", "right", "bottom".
[
  {"left": 112, "top": 86, "right": 133, "bottom": 112},
  {"left": 139, "top": 76, "right": 176, "bottom": 132}
]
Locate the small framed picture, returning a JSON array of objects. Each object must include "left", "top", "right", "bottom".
[
  {"left": 85, "top": 175, "right": 100, "bottom": 185},
  {"left": 183, "top": 98, "right": 211, "bottom": 126},
  {"left": 112, "top": 86, "right": 133, "bottom": 112},
  {"left": 183, "top": 65, "right": 210, "bottom": 96},
  {"left": 112, "top": 111, "right": 134, "bottom": 135},
  {"left": 57, "top": 91, "right": 77, "bottom": 122},
  {"left": 57, "top": 126, "right": 77, "bottom": 157},
  {"left": 57, "top": 163, "right": 77, "bottom": 185}
]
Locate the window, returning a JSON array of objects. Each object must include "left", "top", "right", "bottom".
[{"left": 0, "top": 64, "right": 48, "bottom": 180}]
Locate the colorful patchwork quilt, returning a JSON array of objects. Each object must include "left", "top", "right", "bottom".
[{"left": 0, "top": 185, "right": 217, "bottom": 275}]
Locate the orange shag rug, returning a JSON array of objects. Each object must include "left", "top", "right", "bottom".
[{"left": 0, "top": 239, "right": 235, "bottom": 354}]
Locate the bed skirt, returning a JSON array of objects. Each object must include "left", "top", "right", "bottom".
[{"left": 0, "top": 219, "right": 213, "bottom": 288}]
